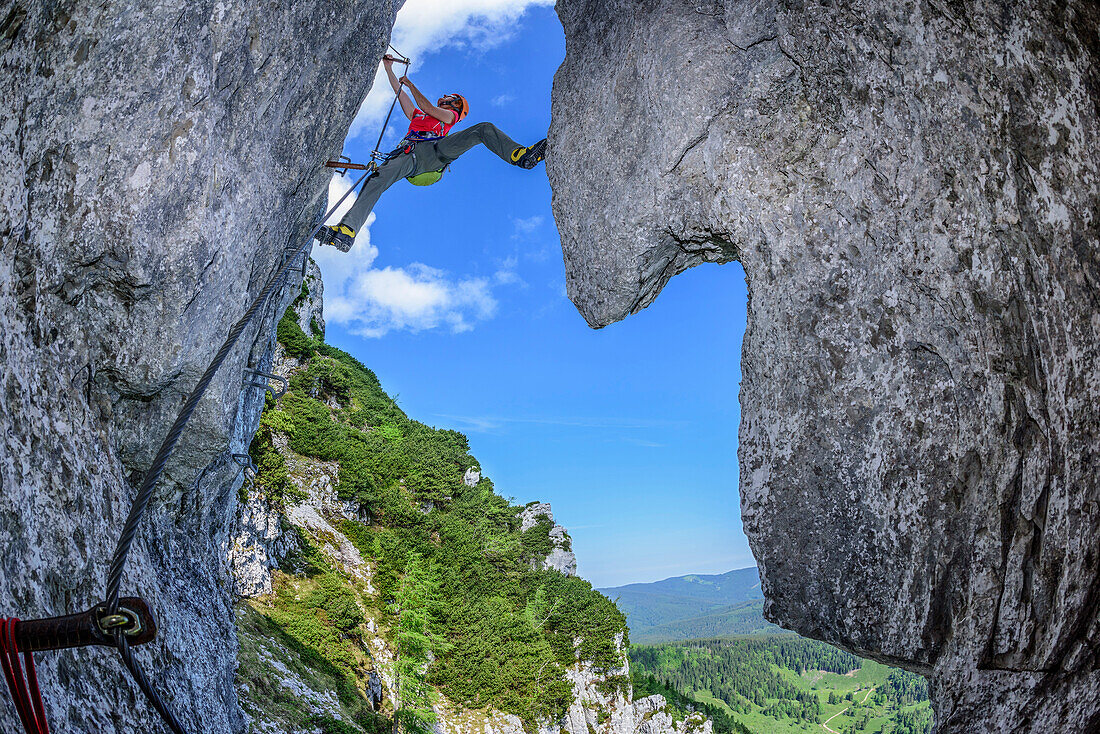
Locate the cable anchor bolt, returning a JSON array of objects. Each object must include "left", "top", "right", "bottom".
[
  {"left": 97, "top": 605, "right": 146, "bottom": 639},
  {"left": 231, "top": 453, "right": 259, "bottom": 481},
  {"left": 242, "top": 368, "right": 288, "bottom": 400}
]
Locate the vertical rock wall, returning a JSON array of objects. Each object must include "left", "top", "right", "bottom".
[
  {"left": 549, "top": 0, "right": 1099, "bottom": 730},
  {"left": 0, "top": 1, "right": 399, "bottom": 731}
]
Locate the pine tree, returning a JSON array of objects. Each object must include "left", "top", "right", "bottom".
[{"left": 391, "top": 554, "right": 446, "bottom": 734}]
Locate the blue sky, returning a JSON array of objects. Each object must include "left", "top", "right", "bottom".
[{"left": 313, "top": 2, "right": 754, "bottom": 587}]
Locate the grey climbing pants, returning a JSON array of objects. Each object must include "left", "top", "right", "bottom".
[{"left": 339, "top": 122, "right": 524, "bottom": 232}]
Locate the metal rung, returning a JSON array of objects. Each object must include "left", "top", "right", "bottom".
[
  {"left": 231, "top": 453, "right": 258, "bottom": 479},
  {"left": 243, "top": 368, "right": 288, "bottom": 399},
  {"left": 325, "top": 156, "right": 371, "bottom": 175},
  {"left": 280, "top": 247, "right": 308, "bottom": 276}
]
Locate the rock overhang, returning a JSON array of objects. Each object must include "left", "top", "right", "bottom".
[{"left": 548, "top": 0, "right": 1100, "bottom": 730}]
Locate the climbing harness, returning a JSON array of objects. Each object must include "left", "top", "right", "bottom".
[{"left": 398, "top": 127, "right": 451, "bottom": 186}]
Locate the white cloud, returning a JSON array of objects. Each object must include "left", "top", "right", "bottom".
[
  {"left": 493, "top": 254, "right": 527, "bottom": 287},
  {"left": 311, "top": 175, "right": 380, "bottom": 324},
  {"left": 341, "top": 265, "right": 497, "bottom": 337},
  {"left": 348, "top": 0, "right": 553, "bottom": 139},
  {"left": 511, "top": 215, "right": 544, "bottom": 238},
  {"left": 491, "top": 93, "right": 516, "bottom": 107},
  {"left": 323, "top": 172, "right": 363, "bottom": 227},
  {"left": 315, "top": 176, "right": 501, "bottom": 337}
]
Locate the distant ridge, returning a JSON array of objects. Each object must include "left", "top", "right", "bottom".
[{"left": 599, "top": 568, "right": 781, "bottom": 643}]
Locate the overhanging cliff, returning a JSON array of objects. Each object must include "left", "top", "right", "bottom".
[
  {"left": 0, "top": 1, "right": 399, "bottom": 731},
  {"left": 549, "top": 1, "right": 1100, "bottom": 731}
]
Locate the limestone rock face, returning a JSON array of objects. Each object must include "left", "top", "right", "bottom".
[
  {"left": 520, "top": 503, "right": 578, "bottom": 576},
  {"left": 434, "top": 636, "right": 708, "bottom": 734},
  {"left": 231, "top": 490, "right": 300, "bottom": 599},
  {"left": 297, "top": 258, "right": 326, "bottom": 339},
  {"left": 550, "top": 1, "right": 1100, "bottom": 730},
  {"left": 0, "top": 2, "right": 399, "bottom": 731}
]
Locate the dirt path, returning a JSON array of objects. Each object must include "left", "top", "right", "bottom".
[{"left": 820, "top": 687, "right": 875, "bottom": 734}]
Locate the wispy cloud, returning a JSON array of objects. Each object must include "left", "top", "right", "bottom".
[
  {"left": 511, "top": 215, "right": 544, "bottom": 238},
  {"left": 623, "top": 438, "right": 667, "bottom": 448},
  {"left": 493, "top": 255, "right": 527, "bottom": 287},
  {"left": 348, "top": 0, "right": 554, "bottom": 140},
  {"left": 492, "top": 93, "right": 516, "bottom": 107}
]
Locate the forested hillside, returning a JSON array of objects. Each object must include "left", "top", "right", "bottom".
[
  {"left": 629, "top": 637, "right": 933, "bottom": 734},
  {"left": 627, "top": 600, "right": 779, "bottom": 643},
  {"left": 234, "top": 293, "right": 629, "bottom": 733},
  {"left": 599, "top": 569, "right": 777, "bottom": 642}
]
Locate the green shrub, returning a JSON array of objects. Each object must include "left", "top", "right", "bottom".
[
  {"left": 248, "top": 415, "right": 305, "bottom": 508},
  {"left": 520, "top": 515, "right": 555, "bottom": 561},
  {"left": 305, "top": 713, "right": 360, "bottom": 734},
  {"left": 596, "top": 675, "right": 629, "bottom": 698},
  {"left": 277, "top": 305, "right": 316, "bottom": 358},
  {"left": 306, "top": 574, "right": 366, "bottom": 632}
]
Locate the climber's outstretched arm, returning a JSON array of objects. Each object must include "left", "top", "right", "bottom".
[
  {"left": 399, "top": 76, "right": 457, "bottom": 125},
  {"left": 383, "top": 56, "right": 416, "bottom": 120}
]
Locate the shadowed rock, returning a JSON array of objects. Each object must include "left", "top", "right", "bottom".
[{"left": 0, "top": 1, "right": 400, "bottom": 730}]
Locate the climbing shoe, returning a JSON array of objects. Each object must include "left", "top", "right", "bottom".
[
  {"left": 510, "top": 138, "right": 547, "bottom": 169},
  {"left": 314, "top": 224, "right": 355, "bottom": 253}
]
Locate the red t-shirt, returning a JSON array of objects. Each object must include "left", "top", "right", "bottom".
[{"left": 406, "top": 109, "right": 456, "bottom": 140}]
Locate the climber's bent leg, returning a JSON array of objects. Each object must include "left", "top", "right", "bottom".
[
  {"left": 433, "top": 122, "right": 526, "bottom": 165},
  {"left": 340, "top": 153, "right": 416, "bottom": 232},
  {"left": 317, "top": 153, "right": 415, "bottom": 252}
]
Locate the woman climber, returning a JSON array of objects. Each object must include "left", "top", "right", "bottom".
[{"left": 315, "top": 55, "right": 549, "bottom": 252}]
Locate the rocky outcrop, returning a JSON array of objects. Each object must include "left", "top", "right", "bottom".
[
  {"left": 297, "top": 259, "right": 326, "bottom": 339},
  {"left": 231, "top": 491, "right": 299, "bottom": 598},
  {"left": 233, "top": 281, "right": 687, "bottom": 734},
  {"left": 434, "top": 638, "right": 708, "bottom": 734},
  {"left": 0, "top": 2, "right": 399, "bottom": 731},
  {"left": 521, "top": 503, "right": 578, "bottom": 576},
  {"left": 550, "top": 1, "right": 1100, "bottom": 731}
]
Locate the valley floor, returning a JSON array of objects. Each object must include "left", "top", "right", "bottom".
[{"left": 631, "top": 637, "right": 932, "bottom": 734}]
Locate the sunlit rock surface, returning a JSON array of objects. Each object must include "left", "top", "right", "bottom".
[
  {"left": 296, "top": 259, "right": 327, "bottom": 339},
  {"left": 550, "top": 1, "right": 1100, "bottom": 730},
  {"left": 0, "top": 1, "right": 399, "bottom": 730},
  {"left": 520, "top": 502, "right": 578, "bottom": 576}
]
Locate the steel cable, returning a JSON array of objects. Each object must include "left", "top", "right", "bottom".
[
  {"left": 99, "top": 45, "right": 410, "bottom": 734},
  {"left": 101, "top": 165, "right": 372, "bottom": 732},
  {"left": 116, "top": 636, "right": 186, "bottom": 734}
]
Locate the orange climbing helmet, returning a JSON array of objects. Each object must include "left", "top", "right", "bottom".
[{"left": 443, "top": 93, "right": 469, "bottom": 122}]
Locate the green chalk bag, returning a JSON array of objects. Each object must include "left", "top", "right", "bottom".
[{"left": 406, "top": 169, "right": 444, "bottom": 186}]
